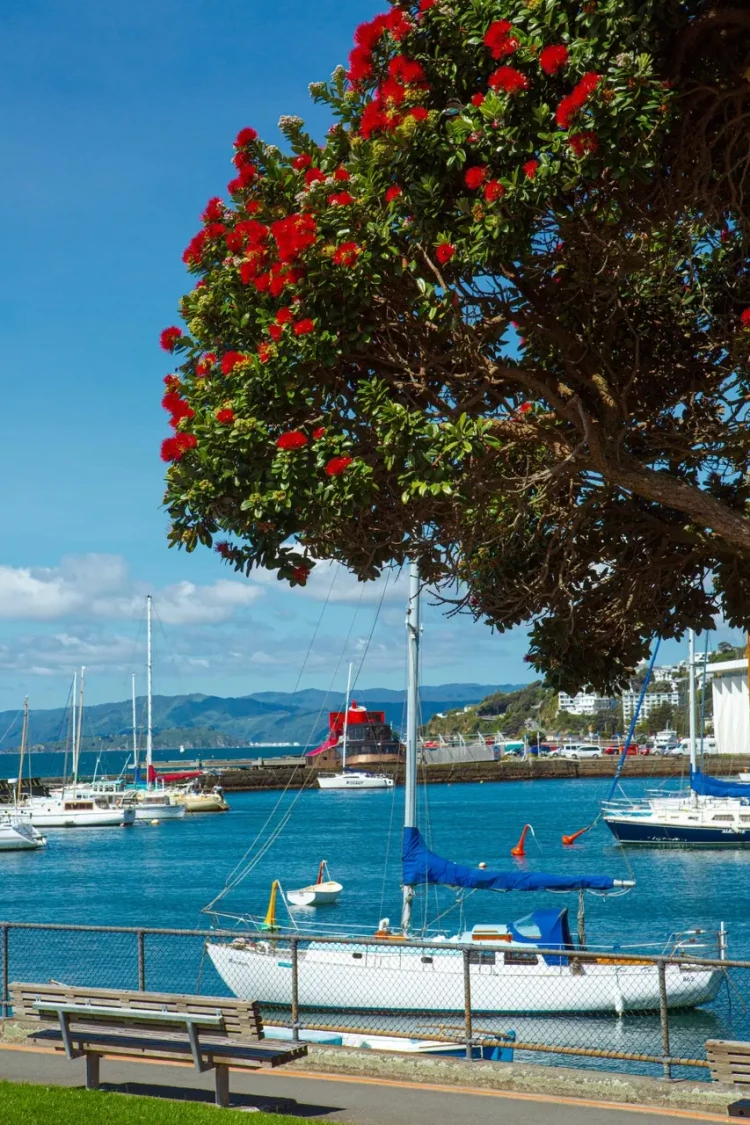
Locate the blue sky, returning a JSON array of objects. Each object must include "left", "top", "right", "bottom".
[{"left": 0, "top": 0, "right": 741, "bottom": 710}]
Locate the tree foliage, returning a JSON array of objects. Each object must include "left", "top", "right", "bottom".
[{"left": 160, "top": 0, "right": 750, "bottom": 691}]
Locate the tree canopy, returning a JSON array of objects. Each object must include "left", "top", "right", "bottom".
[{"left": 159, "top": 0, "right": 750, "bottom": 691}]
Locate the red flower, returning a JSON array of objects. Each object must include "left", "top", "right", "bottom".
[
  {"left": 271, "top": 213, "right": 318, "bottom": 261},
  {"left": 348, "top": 45, "right": 374, "bottom": 84},
  {"left": 160, "top": 432, "right": 197, "bottom": 462},
  {"left": 464, "top": 166, "right": 488, "bottom": 190},
  {"left": 312, "top": 427, "right": 326, "bottom": 439},
  {"left": 435, "top": 242, "right": 455, "bottom": 264},
  {"left": 518, "top": 401, "right": 533, "bottom": 414},
  {"left": 163, "top": 374, "right": 181, "bottom": 390},
  {"left": 410, "top": 107, "right": 429, "bottom": 121},
  {"left": 471, "top": 93, "right": 485, "bottom": 106},
  {"left": 221, "top": 351, "right": 247, "bottom": 375},
  {"left": 277, "top": 430, "right": 309, "bottom": 450},
  {"left": 523, "top": 159, "right": 539, "bottom": 180},
  {"left": 215, "top": 541, "right": 232, "bottom": 558},
  {"left": 293, "top": 318, "right": 315, "bottom": 336},
  {"left": 484, "top": 20, "right": 519, "bottom": 60},
  {"left": 258, "top": 342, "right": 273, "bottom": 363},
  {"left": 539, "top": 45, "right": 569, "bottom": 75},
  {"left": 484, "top": 180, "right": 505, "bottom": 202},
  {"left": 389, "top": 55, "right": 427, "bottom": 84},
  {"left": 204, "top": 222, "right": 227, "bottom": 241},
  {"left": 160, "top": 326, "right": 182, "bottom": 352},
  {"left": 568, "top": 131, "right": 598, "bottom": 156},
  {"left": 304, "top": 167, "right": 326, "bottom": 186},
  {"left": 489, "top": 66, "right": 529, "bottom": 94},
  {"left": 419, "top": 0, "right": 435, "bottom": 9},
  {"left": 293, "top": 153, "right": 313, "bottom": 170},
  {"left": 328, "top": 191, "right": 355, "bottom": 206},
  {"left": 201, "top": 197, "right": 224, "bottom": 223},
  {"left": 325, "top": 456, "right": 353, "bottom": 476},
  {"left": 385, "top": 7, "right": 412, "bottom": 40},
  {"left": 333, "top": 242, "right": 361, "bottom": 266},
  {"left": 268, "top": 323, "right": 284, "bottom": 342},
  {"left": 741, "top": 309, "right": 750, "bottom": 328},
  {"left": 216, "top": 407, "right": 235, "bottom": 424},
  {"left": 291, "top": 565, "right": 310, "bottom": 584},
  {"left": 333, "top": 166, "right": 351, "bottom": 181},
  {"left": 276, "top": 308, "right": 294, "bottom": 324},
  {"left": 196, "top": 353, "right": 216, "bottom": 378},
  {"left": 556, "top": 72, "right": 601, "bottom": 128},
  {"left": 234, "top": 126, "right": 258, "bottom": 147},
  {"left": 354, "top": 13, "right": 389, "bottom": 51},
  {"left": 385, "top": 185, "right": 402, "bottom": 203}
]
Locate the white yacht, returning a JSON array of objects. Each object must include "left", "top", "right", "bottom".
[
  {"left": 316, "top": 664, "right": 394, "bottom": 791},
  {"left": 0, "top": 810, "right": 46, "bottom": 851}
]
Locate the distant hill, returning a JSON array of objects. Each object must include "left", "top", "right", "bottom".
[{"left": 0, "top": 683, "right": 527, "bottom": 752}]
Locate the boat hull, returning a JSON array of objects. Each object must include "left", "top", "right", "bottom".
[
  {"left": 133, "top": 803, "right": 186, "bottom": 821},
  {"left": 604, "top": 817, "right": 750, "bottom": 846},
  {"left": 287, "top": 881, "right": 343, "bottom": 906},
  {"left": 170, "top": 791, "right": 229, "bottom": 812},
  {"left": 317, "top": 774, "right": 394, "bottom": 790},
  {"left": 27, "top": 805, "right": 135, "bottom": 828},
  {"left": 0, "top": 821, "right": 46, "bottom": 851},
  {"left": 206, "top": 941, "right": 723, "bottom": 1015}
]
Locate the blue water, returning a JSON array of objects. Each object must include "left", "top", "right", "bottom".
[
  {"left": 2, "top": 776, "right": 748, "bottom": 1078},
  {"left": 0, "top": 744, "right": 301, "bottom": 781}
]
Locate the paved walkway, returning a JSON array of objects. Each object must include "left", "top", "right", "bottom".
[{"left": 0, "top": 1044, "right": 731, "bottom": 1124}]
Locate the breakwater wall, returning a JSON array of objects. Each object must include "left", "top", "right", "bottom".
[{"left": 32, "top": 755, "right": 745, "bottom": 792}]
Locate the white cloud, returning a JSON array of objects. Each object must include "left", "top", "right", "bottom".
[
  {"left": 0, "top": 555, "right": 263, "bottom": 626},
  {"left": 251, "top": 559, "right": 413, "bottom": 605}
]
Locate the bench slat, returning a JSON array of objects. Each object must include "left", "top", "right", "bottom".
[{"left": 32, "top": 1002, "right": 224, "bottom": 1026}]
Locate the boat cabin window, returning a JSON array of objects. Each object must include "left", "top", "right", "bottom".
[
  {"left": 351, "top": 952, "right": 363, "bottom": 960},
  {"left": 468, "top": 950, "right": 496, "bottom": 966},
  {"left": 504, "top": 951, "right": 539, "bottom": 966},
  {"left": 740, "top": 816, "right": 750, "bottom": 823},
  {"left": 712, "top": 815, "right": 734, "bottom": 822},
  {"left": 421, "top": 956, "right": 433, "bottom": 964},
  {"left": 512, "top": 915, "right": 542, "bottom": 940},
  {"left": 63, "top": 802, "right": 94, "bottom": 811}
]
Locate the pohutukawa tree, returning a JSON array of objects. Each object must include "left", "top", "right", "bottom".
[{"left": 160, "top": 0, "right": 750, "bottom": 691}]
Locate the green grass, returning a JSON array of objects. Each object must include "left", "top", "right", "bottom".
[{"left": 0, "top": 1080, "right": 318, "bottom": 1123}]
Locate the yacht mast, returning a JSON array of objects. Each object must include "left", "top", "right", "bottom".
[
  {"left": 73, "top": 667, "right": 85, "bottom": 791},
  {"left": 401, "top": 560, "right": 420, "bottom": 934},
  {"left": 146, "top": 595, "right": 153, "bottom": 791},
  {"left": 342, "top": 662, "right": 353, "bottom": 772},
  {"left": 131, "top": 673, "right": 139, "bottom": 779},
  {"left": 16, "top": 697, "right": 29, "bottom": 808},
  {"left": 69, "top": 671, "right": 77, "bottom": 792},
  {"left": 688, "top": 628, "right": 697, "bottom": 803}
]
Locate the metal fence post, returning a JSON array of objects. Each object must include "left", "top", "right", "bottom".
[
  {"left": 290, "top": 937, "right": 300, "bottom": 1043},
  {"left": 137, "top": 930, "right": 146, "bottom": 991},
  {"left": 658, "top": 961, "right": 672, "bottom": 1080},
  {"left": 1, "top": 925, "right": 8, "bottom": 1019},
  {"left": 462, "top": 948, "right": 473, "bottom": 1061}
]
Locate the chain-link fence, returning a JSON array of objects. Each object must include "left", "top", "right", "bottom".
[{"left": 2, "top": 921, "right": 748, "bottom": 1080}]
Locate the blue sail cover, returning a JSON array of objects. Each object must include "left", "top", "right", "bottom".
[
  {"left": 691, "top": 769, "right": 750, "bottom": 799},
  {"left": 402, "top": 828, "right": 618, "bottom": 892}
]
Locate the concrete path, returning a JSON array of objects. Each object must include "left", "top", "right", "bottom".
[{"left": 0, "top": 1044, "right": 732, "bottom": 1124}]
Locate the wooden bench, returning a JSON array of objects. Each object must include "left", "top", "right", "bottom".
[
  {"left": 10, "top": 981, "right": 307, "bottom": 1108},
  {"left": 706, "top": 1040, "right": 750, "bottom": 1117}
]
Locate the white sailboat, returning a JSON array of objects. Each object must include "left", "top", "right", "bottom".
[
  {"left": 603, "top": 630, "right": 750, "bottom": 845},
  {"left": 206, "top": 565, "right": 723, "bottom": 1016},
  {"left": 0, "top": 699, "right": 46, "bottom": 852},
  {"left": 26, "top": 671, "right": 135, "bottom": 829},
  {"left": 127, "top": 609, "right": 186, "bottom": 822},
  {"left": 287, "top": 861, "right": 343, "bottom": 907},
  {"left": 317, "top": 663, "right": 394, "bottom": 791}
]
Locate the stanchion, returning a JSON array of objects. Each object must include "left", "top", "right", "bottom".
[
  {"left": 658, "top": 961, "right": 672, "bottom": 1080},
  {"left": 463, "top": 948, "right": 473, "bottom": 1061},
  {"left": 1, "top": 925, "right": 8, "bottom": 1019},
  {"left": 291, "top": 937, "right": 300, "bottom": 1042},
  {"left": 137, "top": 930, "right": 146, "bottom": 991}
]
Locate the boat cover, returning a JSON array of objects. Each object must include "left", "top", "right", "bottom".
[
  {"left": 509, "top": 908, "right": 574, "bottom": 966},
  {"left": 691, "top": 768, "right": 750, "bottom": 800},
  {"left": 402, "top": 827, "right": 618, "bottom": 892}
]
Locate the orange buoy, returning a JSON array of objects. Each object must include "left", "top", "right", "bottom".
[
  {"left": 511, "top": 824, "right": 532, "bottom": 857},
  {"left": 562, "top": 825, "right": 591, "bottom": 846}
]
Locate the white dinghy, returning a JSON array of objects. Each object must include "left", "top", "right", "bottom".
[{"left": 287, "top": 861, "right": 342, "bottom": 907}]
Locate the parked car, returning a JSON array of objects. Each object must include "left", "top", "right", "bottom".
[{"left": 560, "top": 744, "right": 602, "bottom": 760}]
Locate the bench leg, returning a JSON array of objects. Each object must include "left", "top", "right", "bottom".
[
  {"left": 85, "top": 1052, "right": 101, "bottom": 1090},
  {"left": 214, "top": 1063, "right": 229, "bottom": 1108}
]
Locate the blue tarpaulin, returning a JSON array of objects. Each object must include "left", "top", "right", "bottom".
[
  {"left": 510, "top": 908, "right": 574, "bottom": 965},
  {"left": 402, "top": 827, "right": 619, "bottom": 892},
  {"left": 691, "top": 769, "right": 750, "bottom": 800}
]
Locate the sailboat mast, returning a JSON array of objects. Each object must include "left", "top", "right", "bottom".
[
  {"left": 401, "top": 560, "right": 421, "bottom": 934},
  {"left": 73, "top": 667, "right": 85, "bottom": 791},
  {"left": 146, "top": 595, "right": 153, "bottom": 790},
  {"left": 342, "top": 662, "right": 353, "bottom": 772},
  {"left": 16, "top": 697, "right": 29, "bottom": 808},
  {"left": 688, "top": 628, "right": 697, "bottom": 801},
  {"left": 131, "top": 673, "right": 139, "bottom": 778}
]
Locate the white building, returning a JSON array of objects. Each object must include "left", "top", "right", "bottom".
[
  {"left": 710, "top": 659, "right": 749, "bottom": 756},
  {"left": 621, "top": 688, "right": 680, "bottom": 723},
  {"left": 558, "top": 691, "right": 617, "bottom": 717}
]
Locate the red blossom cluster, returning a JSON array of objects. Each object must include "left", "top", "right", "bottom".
[
  {"left": 385, "top": 185, "right": 402, "bottom": 202},
  {"left": 325, "top": 456, "right": 353, "bottom": 476},
  {"left": 484, "top": 180, "right": 505, "bottom": 202},
  {"left": 347, "top": 8, "right": 413, "bottom": 84},
  {"left": 304, "top": 167, "right": 326, "bottom": 186},
  {"left": 435, "top": 242, "right": 455, "bottom": 264},
  {"left": 523, "top": 159, "right": 539, "bottom": 180},
  {"left": 234, "top": 127, "right": 258, "bottom": 147},
  {"left": 277, "top": 431, "right": 309, "bottom": 450},
  {"left": 471, "top": 93, "right": 485, "bottom": 107},
  {"left": 313, "top": 427, "right": 326, "bottom": 439},
  {"left": 215, "top": 540, "right": 233, "bottom": 558},
  {"left": 162, "top": 389, "right": 195, "bottom": 428},
  {"left": 741, "top": 309, "right": 750, "bottom": 328},
  {"left": 293, "top": 318, "right": 315, "bottom": 336},
  {"left": 333, "top": 242, "right": 361, "bottom": 266},
  {"left": 328, "top": 191, "right": 355, "bottom": 206},
  {"left": 539, "top": 44, "right": 568, "bottom": 75},
  {"left": 221, "top": 352, "right": 248, "bottom": 375},
  {"left": 293, "top": 154, "right": 313, "bottom": 170},
  {"left": 488, "top": 66, "right": 529, "bottom": 94},
  {"left": 333, "top": 166, "right": 351, "bottom": 182},
  {"left": 483, "top": 20, "right": 519, "bottom": 60},
  {"left": 216, "top": 407, "right": 235, "bottom": 424},
  {"left": 227, "top": 163, "right": 258, "bottom": 194},
  {"left": 201, "top": 197, "right": 224, "bottom": 223},
  {"left": 568, "top": 130, "right": 598, "bottom": 156},
  {"left": 389, "top": 54, "right": 426, "bottom": 84},
  {"left": 464, "top": 166, "right": 488, "bottom": 190},
  {"left": 556, "top": 72, "right": 601, "bottom": 129},
  {"left": 258, "top": 342, "right": 273, "bottom": 363},
  {"left": 196, "top": 353, "right": 217, "bottom": 377},
  {"left": 161, "top": 432, "right": 197, "bottom": 462},
  {"left": 160, "top": 326, "right": 183, "bottom": 352},
  {"left": 272, "top": 213, "right": 317, "bottom": 262}
]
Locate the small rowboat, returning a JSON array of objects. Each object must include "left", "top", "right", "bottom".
[{"left": 286, "top": 861, "right": 342, "bottom": 907}]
